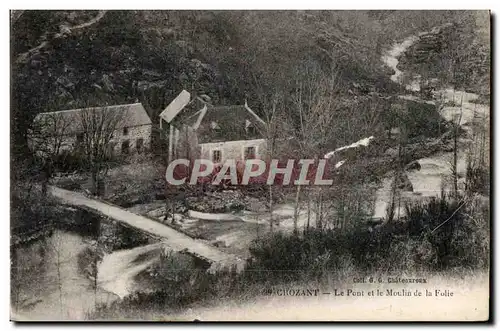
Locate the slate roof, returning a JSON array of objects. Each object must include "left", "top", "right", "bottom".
[
  {"left": 171, "top": 97, "right": 211, "bottom": 127},
  {"left": 34, "top": 103, "right": 151, "bottom": 134},
  {"left": 162, "top": 90, "right": 267, "bottom": 143},
  {"left": 195, "top": 105, "right": 266, "bottom": 143}
]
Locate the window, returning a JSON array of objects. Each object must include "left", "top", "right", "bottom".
[
  {"left": 244, "top": 146, "right": 256, "bottom": 159},
  {"left": 246, "top": 125, "right": 257, "bottom": 136},
  {"left": 210, "top": 121, "right": 220, "bottom": 130},
  {"left": 245, "top": 120, "right": 257, "bottom": 136},
  {"left": 136, "top": 138, "right": 144, "bottom": 154},
  {"left": 121, "top": 140, "right": 130, "bottom": 154},
  {"left": 212, "top": 150, "right": 222, "bottom": 163},
  {"left": 211, "top": 121, "right": 222, "bottom": 135},
  {"left": 123, "top": 127, "right": 129, "bottom": 135}
]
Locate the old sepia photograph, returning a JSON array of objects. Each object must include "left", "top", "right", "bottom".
[{"left": 10, "top": 9, "right": 491, "bottom": 321}]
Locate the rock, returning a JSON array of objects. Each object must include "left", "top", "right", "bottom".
[
  {"left": 137, "top": 80, "right": 168, "bottom": 91},
  {"left": 395, "top": 172, "right": 413, "bottom": 192},
  {"left": 141, "top": 69, "right": 163, "bottom": 79},
  {"left": 199, "top": 94, "right": 211, "bottom": 102},
  {"left": 245, "top": 196, "right": 267, "bottom": 212},
  {"left": 185, "top": 190, "right": 268, "bottom": 213},
  {"left": 179, "top": 72, "right": 189, "bottom": 82},
  {"left": 385, "top": 147, "right": 399, "bottom": 157},
  {"left": 175, "top": 40, "right": 187, "bottom": 48},
  {"left": 405, "top": 160, "right": 421, "bottom": 171},
  {"left": 211, "top": 240, "right": 227, "bottom": 248},
  {"left": 147, "top": 207, "right": 166, "bottom": 218},
  {"left": 101, "top": 74, "right": 114, "bottom": 92},
  {"left": 190, "top": 58, "right": 203, "bottom": 67},
  {"left": 390, "top": 127, "right": 401, "bottom": 136},
  {"left": 162, "top": 27, "right": 176, "bottom": 38},
  {"left": 185, "top": 196, "right": 225, "bottom": 213},
  {"left": 56, "top": 76, "right": 75, "bottom": 89}
]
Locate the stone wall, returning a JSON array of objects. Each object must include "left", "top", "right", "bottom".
[
  {"left": 199, "top": 139, "right": 267, "bottom": 164},
  {"left": 111, "top": 124, "right": 152, "bottom": 155},
  {"left": 57, "top": 124, "right": 152, "bottom": 156}
]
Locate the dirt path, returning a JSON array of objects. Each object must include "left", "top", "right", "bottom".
[{"left": 15, "top": 11, "right": 108, "bottom": 64}]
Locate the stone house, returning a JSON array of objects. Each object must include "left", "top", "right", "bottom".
[
  {"left": 159, "top": 90, "right": 267, "bottom": 164},
  {"left": 31, "top": 103, "right": 152, "bottom": 157}
]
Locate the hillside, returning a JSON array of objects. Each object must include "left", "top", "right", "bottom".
[
  {"left": 10, "top": 10, "right": 481, "bottom": 157},
  {"left": 397, "top": 11, "right": 490, "bottom": 95}
]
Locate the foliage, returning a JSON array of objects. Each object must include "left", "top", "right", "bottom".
[{"left": 248, "top": 193, "right": 488, "bottom": 279}]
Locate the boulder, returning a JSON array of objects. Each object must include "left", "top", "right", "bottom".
[
  {"left": 395, "top": 172, "right": 413, "bottom": 192},
  {"left": 101, "top": 74, "right": 114, "bottom": 92},
  {"left": 185, "top": 196, "right": 226, "bottom": 213},
  {"left": 244, "top": 196, "right": 267, "bottom": 212},
  {"left": 199, "top": 94, "right": 211, "bottom": 102},
  {"left": 405, "top": 160, "right": 421, "bottom": 171},
  {"left": 384, "top": 147, "right": 399, "bottom": 157}
]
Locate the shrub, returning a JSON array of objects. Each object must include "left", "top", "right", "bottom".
[
  {"left": 247, "top": 192, "right": 489, "bottom": 281},
  {"left": 404, "top": 193, "right": 489, "bottom": 269},
  {"left": 466, "top": 164, "right": 490, "bottom": 195}
]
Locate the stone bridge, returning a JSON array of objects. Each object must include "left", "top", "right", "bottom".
[{"left": 49, "top": 186, "right": 245, "bottom": 273}]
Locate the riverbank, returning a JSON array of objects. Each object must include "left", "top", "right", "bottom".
[{"left": 10, "top": 204, "right": 160, "bottom": 321}]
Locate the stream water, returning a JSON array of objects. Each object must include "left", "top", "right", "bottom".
[
  {"left": 373, "top": 29, "right": 489, "bottom": 219},
  {"left": 11, "top": 226, "right": 165, "bottom": 320},
  {"left": 11, "top": 230, "right": 115, "bottom": 320}
]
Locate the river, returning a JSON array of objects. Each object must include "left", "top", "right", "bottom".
[
  {"left": 373, "top": 26, "right": 489, "bottom": 219},
  {"left": 11, "top": 227, "right": 166, "bottom": 320}
]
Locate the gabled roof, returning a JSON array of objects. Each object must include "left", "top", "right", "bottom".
[
  {"left": 163, "top": 91, "right": 267, "bottom": 143},
  {"left": 195, "top": 104, "right": 266, "bottom": 143},
  {"left": 33, "top": 103, "right": 151, "bottom": 135}
]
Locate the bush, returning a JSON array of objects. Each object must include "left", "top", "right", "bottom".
[
  {"left": 10, "top": 182, "right": 61, "bottom": 237},
  {"left": 404, "top": 193, "right": 489, "bottom": 269},
  {"left": 466, "top": 164, "right": 490, "bottom": 195},
  {"left": 246, "top": 192, "right": 489, "bottom": 283}
]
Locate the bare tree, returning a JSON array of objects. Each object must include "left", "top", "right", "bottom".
[
  {"left": 30, "top": 110, "right": 73, "bottom": 195},
  {"left": 255, "top": 90, "right": 292, "bottom": 232},
  {"left": 451, "top": 94, "right": 464, "bottom": 200},
  {"left": 290, "top": 64, "right": 340, "bottom": 232},
  {"left": 79, "top": 106, "right": 125, "bottom": 196},
  {"left": 261, "top": 96, "right": 280, "bottom": 232}
]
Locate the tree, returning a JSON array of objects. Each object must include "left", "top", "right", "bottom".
[
  {"left": 451, "top": 95, "right": 464, "bottom": 200},
  {"left": 29, "top": 107, "right": 72, "bottom": 195},
  {"left": 251, "top": 71, "right": 294, "bottom": 232},
  {"left": 289, "top": 63, "right": 340, "bottom": 232},
  {"left": 78, "top": 105, "right": 125, "bottom": 196}
]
